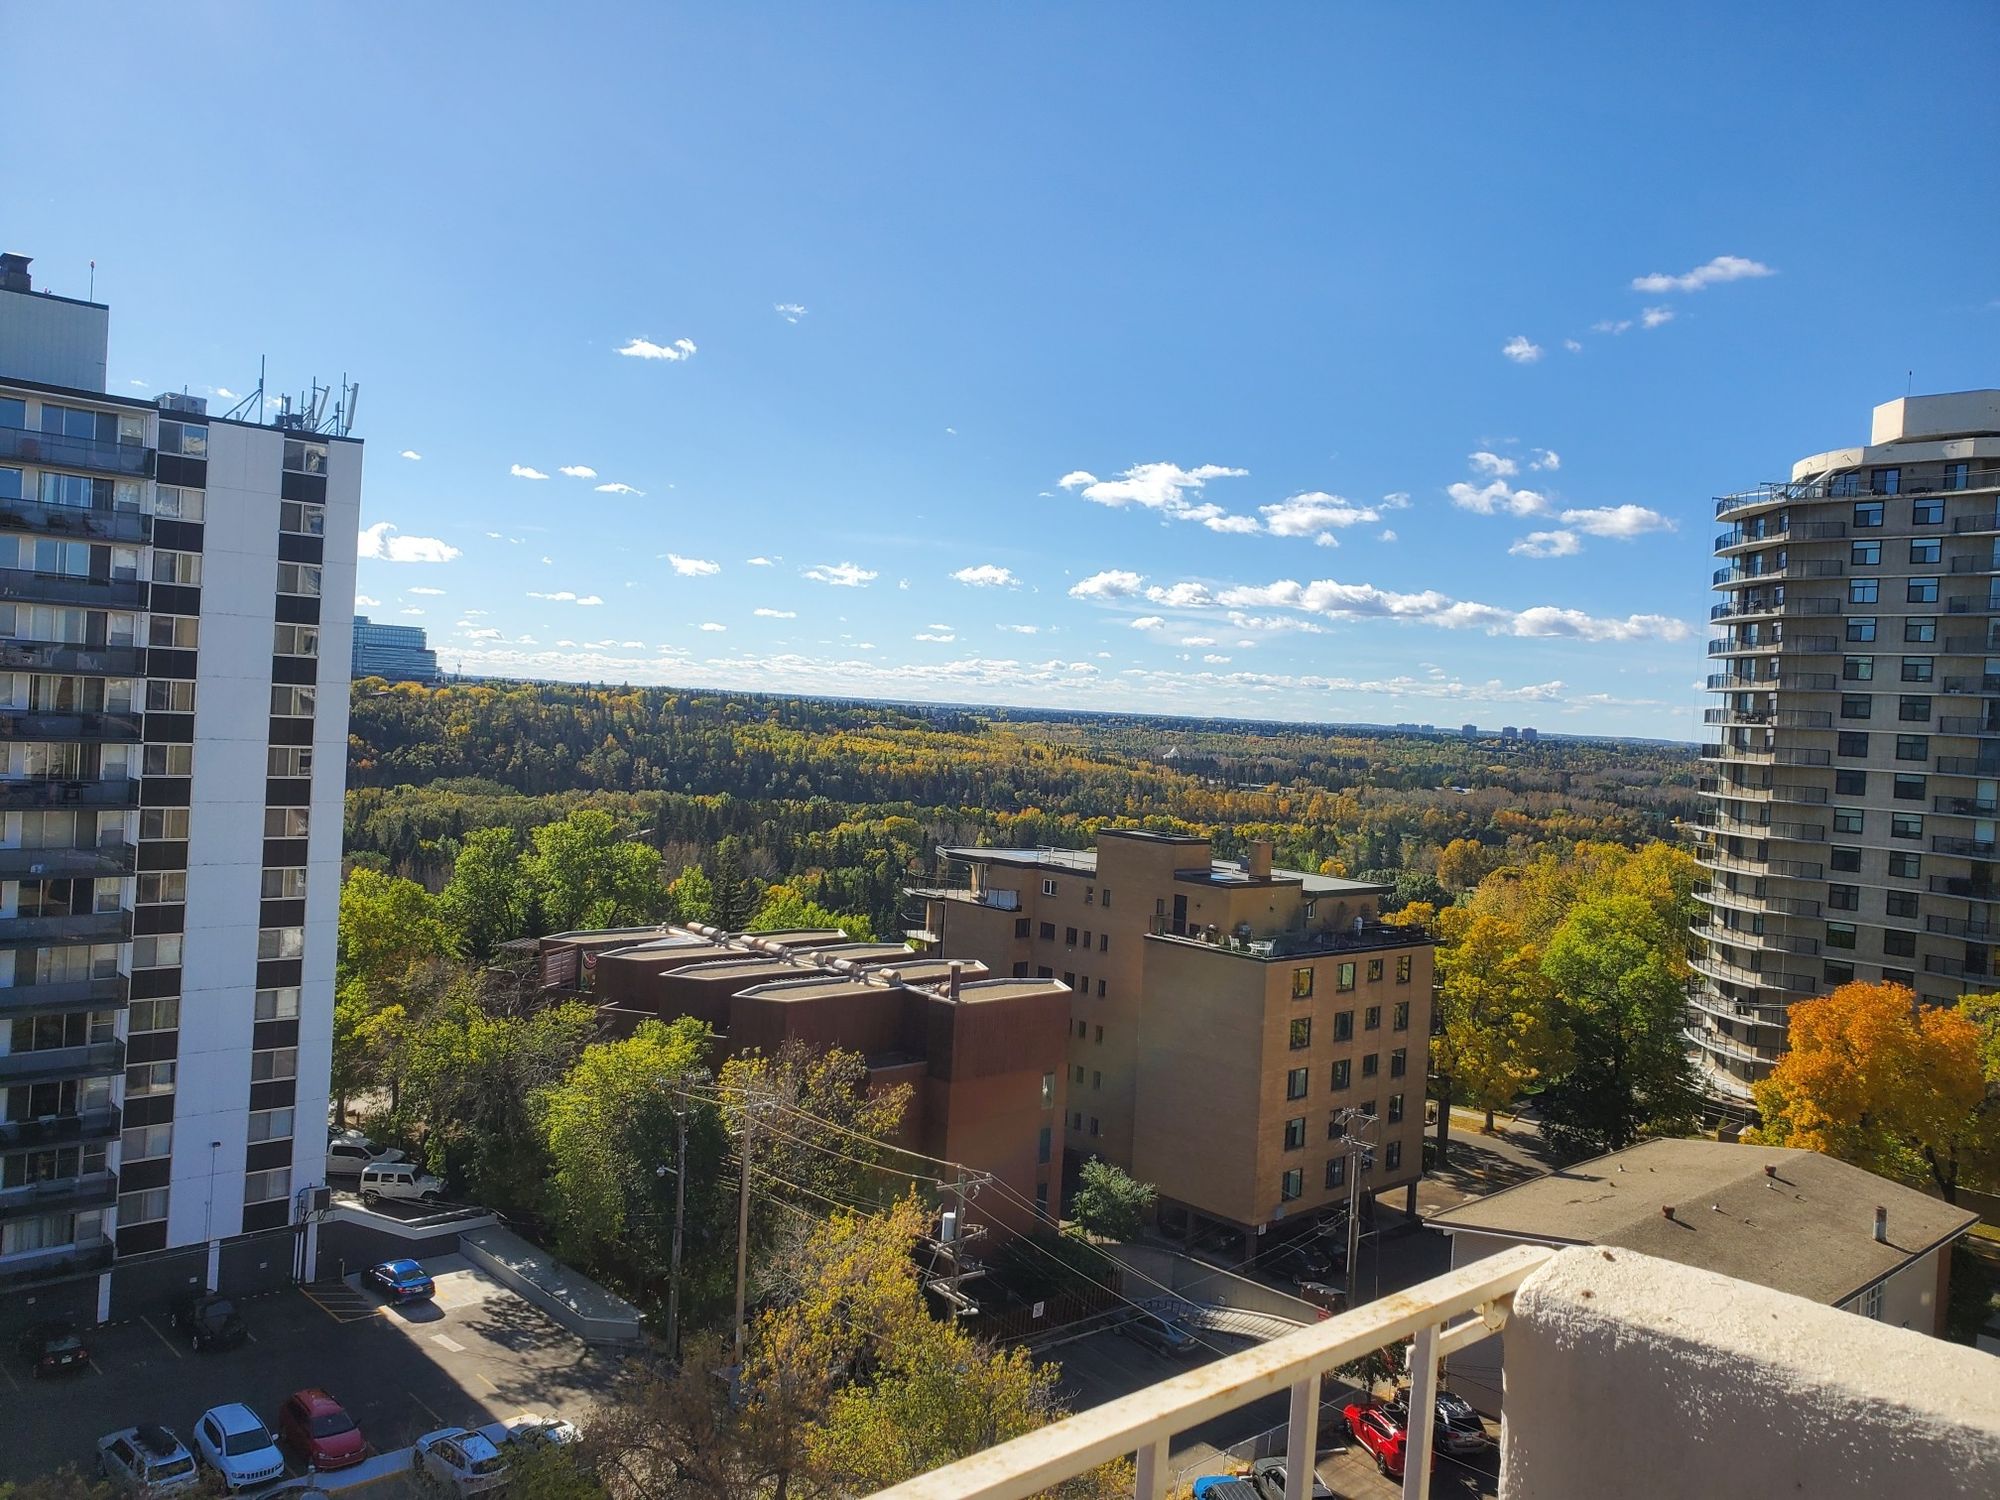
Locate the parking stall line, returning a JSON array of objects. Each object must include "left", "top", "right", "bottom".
[
  {"left": 140, "top": 1313, "right": 186, "bottom": 1358},
  {"left": 407, "top": 1389, "right": 445, "bottom": 1427},
  {"left": 0, "top": 1361, "right": 20, "bottom": 1394}
]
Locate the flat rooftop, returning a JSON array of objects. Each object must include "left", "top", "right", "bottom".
[
  {"left": 1428, "top": 1137, "right": 1976, "bottom": 1306},
  {"left": 937, "top": 843, "right": 1386, "bottom": 896}
]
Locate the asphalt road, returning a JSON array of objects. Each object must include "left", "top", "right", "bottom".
[{"left": 2, "top": 1256, "right": 622, "bottom": 1486}]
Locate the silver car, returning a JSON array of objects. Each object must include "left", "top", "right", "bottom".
[
  {"left": 97, "top": 1426, "right": 201, "bottom": 1497},
  {"left": 414, "top": 1427, "right": 509, "bottom": 1496}
]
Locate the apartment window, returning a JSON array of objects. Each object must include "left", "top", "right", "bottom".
[
  {"left": 1831, "top": 848, "right": 1862, "bottom": 873},
  {"left": 1885, "top": 891, "right": 1919, "bottom": 919},
  {"left": 128, "top": 997, "right": 179, "bottom": 1034},
  {"left": 1333, "top": 1010, "right": 1354, "bottom": 1042},
  {"left": 282, "top": 438, "right": 328, "bottom": 475},
  {"left": 1862, "top": 1283, "right": 1885, "bottom": 1321},
  {"left": 119, "top": 1188, "right": 170, "bottom": 1226},
  {"left": 1038, "top": 921, "right": 1055, "bottom": 941},
  {"left": 145, "top": 613, "right": 199, "bottom": 650},
  {"left": 1849, "top": 579, "right": 1879, "bottom": 606},
  {"left": 1830, "top": 474, "right": 1861, "bottom": 498},
  {"left": 1041, "top": 1073, "right": 1055, "bottom": 1108},
  {"left": 1895, "top": 735, "right": 1929, "bottom": 762},
  {"left": 1331, "top": 1059, "right": 1351, "bottom": 1091},
  {"left": 250, "top": 1047, "right": 299, "bottom": 1086},
  {"left": 257, "top": 927, "right": 305, "bottom": 961},
  {"left": 1846, "top": 617, "right": 1877, "bottom": 643},
  {"left": 1869, "top": 468, "right": 1900, "bottom": 497},
  {"left": 1100, "top": 888, "right": 1111, "bottom": 908},
  {"left": 150, "top": 550, "right": 202, "bottom": 587},
  {"left": 1891, "top": 813, "right": 1923, "bottom": 840},
  {"left": 1899, "top": 695, "right": 1933, "bottom": 723},
  {"left": 244, "top": 1167, "right": 292, "bottom": 1206},
  {"left": 1035, "top": 1183, "right": 1049, "bottom": 1216},
  {"left": 1291, "top": 967, "right": 1314, "bottom": 999},
  {"left": 140, "top": 807, "right": 191, "bottom": 840},
  {"left": 1325, "top": 1158, "right": 1346, "bottom": 1190},
  {"left": 1012, "top": 917, "right": 1028, "bottom": 939},
  {"left": 1094, "top": 1024, "right": 1103, "bottom": 1043},
  {"left": 1304, "top": 900, "right": 1317, "bottom": 922},
  {"left": 1011, "top": 961, "right": 1028, "bottom": 978},
  {"left": 127, "top": 1060, "right": 177, "bottom": 1097},
  {"left": 1367, "top": 958, "right": 1383, "bottom": 982},
  {"left": 1888, "top": 851, "right": 1922, "bottom": 879},
  {"left": 145, "top": 680, "right": 196, "bottom": 713},
  {"left": 142, "top": 744, "right": 193, "bottom": 776},
  {"left": 1037, "top": 1127, "right": 1051, "bottom": 1166},
  {"left": 265, "top": 807, "right": 309, "bottom": 838},
  {"left": 271, "top": 684, "right": 316, "bottom": 717},
  {"left": 1842, "top": 656, "right": 1875, "bottom": 681},
  {"left": 275, "top": 562, "right": 321, "bottom": 597},
  {"left": 1835, "top": 769, "right": 1868, "bottom": 796},
  {"left": 121, "top": 1123, "right": 173, "bottom": 1162},
  {"left": 1396, "top": 956, "right": 1412, "bottom": 984},
  {"left": 1825, "top": 922, "right": 1858, "bottom": 950},
  {"left": 1850, "top": 540, "right": 1881, "bottom": 567},
  {"left": 1336, "top": 962, "right": 1356, "bottom": 992},
  {"left": 1892, "top": 773, "right": 1926, "bottom": 801},
  {"left": 1390, "top": 1048, "right": 1408, "bottom": 1078},
  {"left": 1393, "top": 1001, "right": 1410, "bottom": 1031},
  {"left": 1073, "top": 1065, "right": 1084, "bottom": 1085},
  {"left": 1096, "top": 979, "right": 1106, "bottom": 998},
  {"left": 1852, "top": 500, "right": 1884, "bottom": 528},
  {"left": 1840, "top": 694, "right": 1872, "bottom": 720},
  {"left": 247, "top": 1107, "right": 295, "bottom": 1144},
  {"left": 1075, "top": 1021, "right": 1086, "bottom": 1039},
  {"left": 277, "top": 500, "right": 325, "bottom": 536},
  {"left": 254, "top": 987, "right": 300, "bottom": 1021},
  {"left": 1092, "top": 1070, "right": 1101, "bottom": 1089},
  {"left": 1824, "top": 960, "right": 1856, "bottom": 986},
  {"left": 1388, "top": 1093, "right": 1404, "bottom": 1124},
  {"left": 158, "top": 420, "right": 208, "bottom": 458},
  {"left": 1901, "top": 657, "right": 1935, "bottom": 683},
  {"left": 1286, "top": 1067, "right": 1310, "bottom": 1101},
  {"left": 1361, "top": 1053, "right": 1380, "bottom": 1078},
  {"left": 1882, "top": 966, "right": 1916, "bottom": 988},
  {"left": 1289, "top": 1017, "right": 1312, "bottom": 1050},
  {"left": 1364, "top": 1004, "right": 1382, "bottom": 1031},
  {"left": 1937, "top": 467, "right": 1968, "bottom": 496},
  {"left": 137, "top": 874, "right": 187, "bottom": 912},
  {"left": 1036, "top": 966, "right": 1053, "bottom": 979},
  {"left": 1070, "top": 1111, "right": 1082, "bottom": 1130},
  {"left": 272, "top": 623, "right": 319, "bottom": 657},
  {"left": 1088, "top": 1117, "right": 1100, "bottom": 1138},
  {"left": 1882, "top": 930, "right": 1917, "bottom": 959},
  {"left": 1099, "top": 933, "right": 1108, "bottom": 952},
  {"left": 1283, "top": 1117, "right": 1307, "bottom": 1151},
  {"left": 1063, "top": 972, "right": 1076, "bottom": 990},
  {"left": 131, "top": 934, "right": 183, "bottom": 969},
  {"left": 1386, "top": 1141, "right": 1403, "bottom": 1172},
  {"left": 1833, "top": 808, "right": 1864, "bottom": 834},
  {"left": 1905, "top": 616, "right": 1938, "bottom": 644},
  {"left": 1280, "top": 1168, "right": 1303, "bottom": 1203},
  {"left": 1065, "top": 926, "right": 1077, "bottom": 947},
  {"left": 1909, "top": 538, "right": 1942, "bottom": 565},
  {"left": 1827, "top": 885, "right": 1860, "bottom": 912},
  {"left": 1041, "top": 879, "right": 1057, "bottom": 897},
  {"left": 1907, "top": 578, "right": 1940, "bottom": 605}
]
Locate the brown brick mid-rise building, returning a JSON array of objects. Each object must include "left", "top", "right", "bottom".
[{"left": 907, "top": 829, "right": 1433, "bottom": 1243}]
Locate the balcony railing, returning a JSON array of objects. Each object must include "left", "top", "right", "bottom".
[
  {"left": 1948, "top": 555, "right": 2000, "bottom": 574},
  {"left": 0, "top": 640, "right": 145, "bottom": 676},
  {"left": 1942, "top": 635, "right": 1999, "bottom": 654},
  {"left": 0, "top": 425, "right": 153, "bottom": 478},
  {"left": 1954, "top": 513, "right": 2000, "bottom": 534},
  {"left": 0, "top": 840, "right": 136, "bottom": 878},
  {"left": 1688, "top": 951, "right": 1816, "bottom": 995},
  {"left": 0, "top": 1039, "right": 125, "bottom": 1085},
  {"left": 0, "top": 1105, "right": 120, "bottom": 1149},
  {"left": 1941, "top": 674, "right": 2000, "bottom": 695},
  {"left": 1685, "top": 1024, "right": 1777, "bottom": 1067},
  {"left": 0, "top": 568, "right": 147, "bottom": 610},
  {"left": 1928, "top": 914, "right": 2000, "bottom": 941},
  {"left": 1946, "top": 596, "right": 2000, "bottom": 615},
  {"left": 1935, "top": 755, "right": 2000, "bottom": 777},
  {"left": 0, "top": 909, "right": 131, "bottom": 948},
  {"left": 1935, "top": 796, "right": 2000, "bottom": 817},
  {"left": 1692, "top": 884, "right": 1822, "bottom": 919},
  {"left": 0, "top": 1238, "right": 114, "bottom": 1293},
  {"left": 1937, "top": 716, "right": 2000, "bottom": 738},
  {"left": 0, "top": 709, "right": 143, "bottom": 742},
  {"left": 0, "top": 1168, "right": 118, "bottom": 1222},
  {"left": 1929, "top": 875, "right": 1999, "bottom": 899},
  {"left": 1925, "top": 953, "right": 1993, "bottom": 982},
  {"left": 1685, "top": 983, "right": 1793, "bottom": 1026},
  {"left": 1934, "top": 834, "right": 1999, "bottom": 858},
  {"left": 0, "top": 776, "right": 138, "bottom": 811},
  {"left": 0, "top": 496, "right": 152, "bottom": 545},
  {"left": 0, "top": 974, "right": 129, "bottom": 1015}
]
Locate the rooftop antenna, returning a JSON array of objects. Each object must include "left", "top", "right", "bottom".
[
  {"left": 1907, "top": 369, "right": 1914, "bottom": 396},
  {"left": 221, "top": 356, "right": 266, "bottom": 425},
  {"left": 88, "top": 260, "right": 94, "bottom": 302}
]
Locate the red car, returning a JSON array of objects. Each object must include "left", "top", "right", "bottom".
[
  {"left": 1342, "top": 1402, "right": 1434, "bottom": 1480},
  {"left": 276, "top": 1388, "right": 367, "bottom": 1470}
]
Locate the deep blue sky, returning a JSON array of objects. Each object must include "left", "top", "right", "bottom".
[{"left": 12, "top": 3, "right": 1997, "bottom": 737}]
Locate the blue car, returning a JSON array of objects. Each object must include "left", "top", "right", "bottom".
[
  {"left": 363, "top": 1258, "right": 436, "bottom": 1302},
  {"left": 1190, "top": 1480, "right": 1263, "bottom": 1500}
]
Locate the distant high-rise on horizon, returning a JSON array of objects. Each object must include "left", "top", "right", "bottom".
[
  {"left": 1695, "top": 389, "right": 2000, "bottom": 1114},
  {"left": 351, "top": 615, "right": 437, "bottom": 683}
]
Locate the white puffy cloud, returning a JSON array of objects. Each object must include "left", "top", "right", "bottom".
[
  {"left": 1640, "top": 306, "right": 1675, "bottom": 329},
  {"left": 1558, "top": 505, "right": 1676, "bottom": 539},
  {"left": 1501, "top": 335, "right": 1543, "bottom": 363},
  {"left": 1060, "top": 461, "right": 1247, "bottom": 514},
  {"left": 407, "top": 586, "right": 445, "bottom": 596},
  {"left": 746, "top": 556, "right": 775, "bottom": 566},
  {"left": 1469, "top": 451, "right": 1518, "bottom": 478},
  {"left": 1592, "top": 318, "right": 1633, "bottom": 335},
  {"left": 527, "top": 591, "right": 604, "bottom": 606},
  {"left": 754, "top": 607, "right": 797, "bottom": 618},
  {"left": 1129, "top": 616, "right": 1166, "bottom": 632},
  {"left": 1563, "top": 339, "right": 1584, "bottom": 353},
  {"left": 914, "top": 631, "right": 957, "bottom": 643},
  {"left": 399, "top": 450, "right": 421, "bottom": 461},
  {"left": 997, "top": 624, "right": 1041, "bottom": 634},
  {"left": 559, "top": 465, "right": 597, "bottom": 478},
  {"left": 510, "top": 464, "right": 549, "bottom": 480},
  {"left": 1378, "top": 529, "right": 1398, "bottom": 543},
  {"left": 699, "top": 622, "right": 726, "bottom": 632},
  {"left": 1144, "top": 581, "right": 1217, "bottom": 609},
  {"left": 952, "top": 564, "right": 1019, "bottom": 588},
  {"left": 1510, "top": 530, "right": 1583, "bottom": 558},
  {"left": 667, "top": 554, "right": 722, "bottom": 577},
  {"left": 400, "top": 607, "right": 424, "bottom": 616},
  {"left": 355, "top": 595, "right": 381, "bottom": 608},
  {"left": 802, "top": 561, "right": 878, "bottom": 588},
  {"left": 1203, "top": 654, "right": 1232, "bottom": 664},
  {"left": 774, "top": 303, "right": 807, "bottom": 323},
  {"left": 1630, "top": 255, "right": 1774, "bottom": 294},
  {"left": 617, "top": 336, "right": 698, "bottom": 361},
  {"left": 1258, "top": 492, "right": 1389, "bottom": 543},
  {"left": 1056, "top": 471, "right": 1098, "bottom": 490},
  {"left": 1530, "top": 449, "right": 1560, "bottom": 471},
  {"left": 357, "top": 522, "right": 461, "bottom": 564},
  {"left": 1069, "top": 569, "right": 1145, "bottom": 600},
  {"left": 594, "top": 482, "right": 645, "bottom": 496},
  {"left": 1181, "top": 636, "right": 1217, "bottom": 647},
  {"left": 1447, "top": 479, "right": 1549, "bottom": 516}
]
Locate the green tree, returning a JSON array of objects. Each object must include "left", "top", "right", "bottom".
[
  {"left": 1065, "top": 1157, "right": 1155, "bottom": 1242},
  {"left": 707, "top": 840, "right": 761, "bottom": 930},
  {"left": 749, "top": 883, "right": 876, "bottom": 940},
  {"left": 668, "top": 864, "right": 717, "bottom": 926},
  {"left": 1536, "top": 893, "right": 1701, "bottom": 1159},
  {"left": 337, "top": 867, "right": 452, "bottom": 993},
  {"left": 437, "top": 826, "right": 530, "bottom": 960},
  {"left": 521, "top": 810, "right": 669, "bottom": 933}
]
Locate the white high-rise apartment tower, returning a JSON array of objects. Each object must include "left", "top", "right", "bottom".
[
  {"left": 1695, "top": 390, "right": 2000, "bottom": 1113},
  {"left": 0, "top": 252, "right": 358, "bottom": 1319}
]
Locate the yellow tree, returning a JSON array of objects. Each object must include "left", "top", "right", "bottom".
[
  {"left": 1748, "top": 982, "right": 2000, "bottom": 1203},
  {"left": 1430, "top": 909, "right": 1569, "bottom": 1159}
]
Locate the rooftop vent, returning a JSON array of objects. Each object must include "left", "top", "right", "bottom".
[{"left": 0, "top": 252, "right": 31, "bottom": 293}]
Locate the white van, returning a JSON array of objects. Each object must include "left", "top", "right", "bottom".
[{"left": 357, "top": 1161, "right": 444, "bottom": 1206}]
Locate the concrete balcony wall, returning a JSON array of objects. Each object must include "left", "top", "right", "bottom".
[{"left": 1500, "top": 1248, "right": 2000, "bottom": 1500}]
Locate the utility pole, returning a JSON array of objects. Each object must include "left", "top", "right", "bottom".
[
  {"left": 665, "top": 1106, "right": 688, "bottom": 1361},
  {"left": 732, "top": 1093, "right": 759, "bottom": 1371},
  {"left": 1334, "top": 1108, "right": 1378, "bottom": 1310}
]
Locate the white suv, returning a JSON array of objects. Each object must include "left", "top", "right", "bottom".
[
  {"left": 358, "top": 1160, "right": 444, "bottom": 1206},
  {"left": 191, "top": 1404, "right": 284, "bottom": 1491}
]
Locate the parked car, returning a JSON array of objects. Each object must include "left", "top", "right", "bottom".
[
  {"left": 1119, "top": 1312, "right": 1197, "bottom": 1356},
  {"left": 363, "top": 1258, "right": 436, "bottom": 1302},
  {"left": 500, "top": 1415, "right": 580, "bottom": 1449},
  {"left": 326, "top": 1130, "right": 405, "bottom": 1179},
  {"left": 17, "top": 1318, "right": 89, "bottom": 1378},
  {"left": 168, "top": 1293, "right": 248, "bottom": 1353},
  {"left": 96, "top": 1426, "right": 201, "bottom": 1497},
  {"left": 1292, "top": 1279, "right": 1346, "bottom": 1316},
  {"left": 1341, "top": 1402, "right": 1432, "bottom": 1481},
  {"left": 1386, "top": 1387, "right": 1490, "bottom": 1455},
  {"left": 191, "top": 1404, "right": 286, "bottom": 1491},
  {"left": 413, "top": 1427, "right": 509, "bottom": 1496},
  {"left": 358, "top": 1160, "right": 443, "bottom": 1206},
  {"left": 1249, "top": 1456, "right": 1333, "bottom": 1498},
  {"left": 276, "top": 1388, "right": 367, "bottom": 1471}
]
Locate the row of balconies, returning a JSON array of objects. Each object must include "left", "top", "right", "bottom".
[
  {"left": 1713, "top": 518, "right": 1850, "bottom": 553},
  {"left": 1708, "top": 597, "right": 1841, "bottom": 622},
  {"left": 0, "top": 1168, "right": 118, "bottom": 1224},
  {"left": 1699, "top": 743, "right": 1833, "bottom": 768},
  {"left": 1693, "top": 883, "right": 1823, "bottom": 918},
  {"left": 1688, "top": 949, "right": 1817, "bottom": 996},
  {"left": 0, "top": 568, "right": 148, "bottom": 611},
  {"left": 1701, "top": 708, "right": 1834, "bottom": 729},
  {"left": 1711, "top": 558, "right": 1844, "bottom": 587},
  {"left": 0, "top": 1104, "right": 121, "bottom": 1150},
  {"left": 1683, "top": 983, "right": 1793, "bottom": 1027},
  {"left": 0, "top": 495, "right": 153, "bottom": 545},
  {"left": 0, "top": 1039, "right": 125, "bottom": 1086},
  {"left": 0, "top": 776, "right": 138, "bottom": 811},
  {"left": 0, "top": 974, "right": 128, "bottom": 1015},
  {"left": 0, "top": 841, "right": 136, "bottom": 878},
  {"left": 0, "top": 424, "right": 153, "bottom": 478},
  {"left": 1691, "top": 847, "right": 1826, "bottom": 881}
]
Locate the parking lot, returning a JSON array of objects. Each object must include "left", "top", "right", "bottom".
[{"left": 2, "top": 1257, "right": 623, "bottom": 1487}]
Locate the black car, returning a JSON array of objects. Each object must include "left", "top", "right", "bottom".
[
  {"left": 1249, "top": 1456, "right": 1334, "bottom": 1499},
  {"left": 1385, "top": 1386, "right": 1490, "bottom": 1456},
  {"left": 17, "top": 1318, "right": 90, "bottom": 1378},
  {"left": 167, "top": 1293, "right": 248, "bottom": 1353}
]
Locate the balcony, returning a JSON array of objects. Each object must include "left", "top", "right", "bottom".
[
  {"left": 1934, "top": 795, "right": 2000, "bottom": 817},
  {"left": 1714, "top": 523, "right": 1789, "bottom": 553},
  {"left": 1953, "top": 513, "right": 2000, "bottom": 534},
  {"left": 0, "top": 709, "right": 143, "bottom": 742},
  {"left": 1693, "top": 884, "right": 1822, "bottom": 919},
  {"left": 1937, "top": 716, "right": 2000, "bottom": 738},
  {"left": 1705, "top": 927, "right": 1821, "bottom": 959},
  {"left": 1692, "top": 1050, "right": 1759, "bottom": 1102},
  {"left": 0, "top": 974, "right": 129, "bottom": 1016},
  {"left": 1684, "top": 1024, "right": 1778, "bottom": 1068},
  {"left": 1700, "top": 708, "right": 1833, "bottom": 730},
  {"left": 0, "top": 909, "right": 131, "bottom": 949},
  {"left": 1708, "top": 597, "right": 1841, "bottom": 623},
  {"left": 0, "top": 1238, "right": 114, "bottom": 1294},
  {"left": 1685, "top": 984, "right": 1792, "bottom": 1026},
  {"left": 1941, "top": 634, "right": 1999, "bottom": 654},
  {"left": 1934, "top": 755, "right": 2000, "bottom": 777},
  {"left": 0, "top": 495, "right": 152, "bottom": 545},
  {"left": 1769, "top": 782, "right": 1829, "bottom": 806},
  {"left": 1929, "top": 875, "right": 1999, "bottom": 899},
  {"left": 0, "top": 1105, "right": 120, "bottom": 1149},
  {"left": 1924, "top": 953, "right": 1994, "bottom": 982},
  {"left": 1688, "top": 951, "right": 1816, "bottom": 995},
  {"left": 0, "top": 640, "right": 145, "bottom": 676},
  {"left": 1948, "top": 555, "right": 2000, "bottom": 574},
  {"left": 0, "top": 841, "right": 136, "bottom": 878},
  {"left": 1941, "top": 674, "right": 2000, "bottom": 695},
  {"left": 1927, "top": 914, "right": 2000, "bottom": 941},
  {"left": 908, "top": 884, "right": 1024, "bottom": 914},
  {"left": 1714, "top": 486, "right": 1788, "bottom": 520},
  {"left": 0, "top": 1168, "right": 118, "bottom": 1223},
  {"left": 0, "top": 1039, "right": 125, "bottom": 1085},
  {"left": 1946, "top": 596, "right": 2000, "bottom": 615},
  {"left": 0, "top": 425, "right": 153, "bottom": 478},
  {"left": 0, "top": 568, "right": 146, "bottom": 610},
  {"left": 0, "top": 776, "right": 138, "bottom": 811}
]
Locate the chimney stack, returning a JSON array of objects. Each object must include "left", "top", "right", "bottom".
[
  {"left": 1247, "top": 839, "right": 1273, "bottom": 880},
  {"left": 0, "top": 253, "right": 31, "bottom": 293},
  {"left": 948, "top": 961, "right": 962, "bottom": 1002},
  {"left": 1873, "top": 1205, "right": 1888, "bottom": 1243}
]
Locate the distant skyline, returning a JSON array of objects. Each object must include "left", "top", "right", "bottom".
[{"left": 12, "top": 2, "right": 1998, "bottom": 737}]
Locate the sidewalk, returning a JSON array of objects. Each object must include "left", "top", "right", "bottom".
[{"left": 1415, "top": 1108, "right": 1559, "bottom": 1218}]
